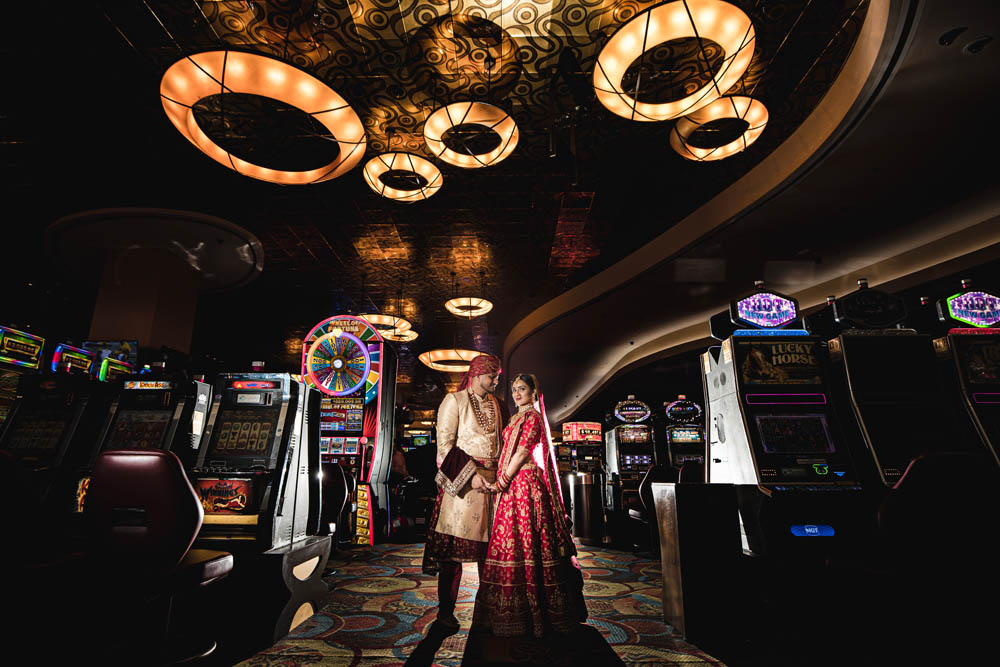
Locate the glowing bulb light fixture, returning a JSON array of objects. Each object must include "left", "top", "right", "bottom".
[
  {"left": 423, "top": 102, "right": 519, "bottom": 168},
  {"left": 359, "top": 313, "right": 412, "bottom": 333},
  {"left": 363, "top": 152, "right": 443, "bottom": 202},
  {"left": 160, "top": 51, "right": 366, "bottom": 184},
  {"left": 444, "top": 297, "right": 494, "bottom": 318},
  {"left": 670, "top": 96, "right": 768, "bottom": 161},
  {"left": 418, "top": 348, "right": 481, "bottom": 372},
  {"left": 383, "top": 329, "right": 419, "bottom": 343},
  {"left": 594, "top": 0, "right": 755, "bottom": 122}
]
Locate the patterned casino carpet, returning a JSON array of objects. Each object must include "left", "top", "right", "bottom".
[{"left": 237, "top": 541, "right": 726, "bottom": 667}]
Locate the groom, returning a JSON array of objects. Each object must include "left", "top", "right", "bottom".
[{"left": 422, "top": 354, "right": 503, "bottom": 631}]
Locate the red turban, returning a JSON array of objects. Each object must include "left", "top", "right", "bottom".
[{"left": 457, "top": 354, "right": 501, "bottom": 390}]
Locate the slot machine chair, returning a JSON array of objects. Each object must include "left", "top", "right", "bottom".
[
  {"left": 629, "top": 463, "right": 677, "bottom": 556},
  {"left": 83, "top": 449, "right": 234, "bottom": 664},
  {"left": 320, "top": 462, "right": 349, "bottom": 550}
]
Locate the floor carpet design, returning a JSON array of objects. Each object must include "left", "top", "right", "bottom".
[{"left": 238, "top": 542, "right": 725, "bottom": 666}]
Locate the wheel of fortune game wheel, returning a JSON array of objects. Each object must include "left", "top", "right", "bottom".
[{"left": 306, "top": 330, "right": 372, "bottom": 396}]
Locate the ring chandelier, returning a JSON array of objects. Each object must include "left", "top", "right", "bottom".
[
  {"left": 670, "top": 96, "right": 768, "bottom": 161},
  {"left": 594, "top": 0, "right": 755, "bottom": 122},
  {"left": 363, "top": 152, "right": 443, "bottom": 202},
  {"left": 160, "top": 51, "right": 366, "bottom": 184},
  {"left": 383, "top": 329, "right": 419, "bottom": 342},
  {"left": 418, "top": 348, "right": 481, "bottom": 373},
  {"left": 423, "top": 102, "right": 519, "bottom": 168},
  {"left": 444, "top": 297, "right": 494, "bottom": 318},
  {"left": 359, "top": 313, "right": 412, "bottom": 333}
]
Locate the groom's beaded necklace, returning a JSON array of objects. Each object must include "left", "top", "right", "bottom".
[{"left": 468, "top": 389, "right": 497, "bottom": 436}]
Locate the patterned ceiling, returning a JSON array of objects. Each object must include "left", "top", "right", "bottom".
[{"left": 3, "top": 0, "right": 867, "bottom": 411}]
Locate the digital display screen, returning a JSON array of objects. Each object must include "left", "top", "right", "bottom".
[
  {"left": 619, "top": 425, "right": 651, "bottom": 444},
  {"left": 740, "top": 341, "right": 822, "bottom": 385},
  {"left": 344, "top": 437, "right": 359, "bottom": 454},
  {"left": 105, "top": 410, "right": 172, "bottom": 450},
  {"left": 562, "top": 421, "right": 602, "bottom": 442},
  {"left": 81, "top": 340, "right": 138, "bottom": 368},
  {"left": 237, "top": 393, "right": 263, "bottom": 404},
  {"left": 957, "top": 338, "right": 1000, "bottom": 385},
  {"left": 755, "top": 414, "right": 835, "bottom": 455},
  {"left": 196, "top": 478, "right": 253, "bottom": 514},
  {"left": 209, "top": 409, "right": 279, "bottom": 457},
  {"left": 412, "top": 435, "right": 429, "bottom": 446},
  {"left": 669, "top": 427, "right": 703, "bottom": 443},
  {"left": 231, "top": 380, "right": 279, "bottom": 390}
]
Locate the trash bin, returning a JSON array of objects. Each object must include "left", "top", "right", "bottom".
[{"left": 563, "top": 472, "right": 605, "bottom": 546}]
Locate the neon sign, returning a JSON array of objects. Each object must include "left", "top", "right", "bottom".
[
  {"left": 614, "top": 398, "right": 651, "bottom": 423},
  {"left": 734, "top": 292, "right": 798, "bottom": 328},
  {"left": 99, "top": 357, "right": 133, "bottom": 382},
  {"left": 562, "top": 422, "right": 602, "bottom": 443},
  {"left": 51, "top": 344, "right": 95, "bottom": 375},
  {"left": 946, "top": 291, "right": 1000, "bottom": 328},
  {"left": 0, "top": 326, "right": 44, "bottom": 369}
]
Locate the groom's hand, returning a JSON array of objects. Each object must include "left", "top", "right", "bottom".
[{"left": 470, "top": 473, "right": 488, "bottom": 492}]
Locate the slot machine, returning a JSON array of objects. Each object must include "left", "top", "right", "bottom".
[
  {"left": 0, "top": 325, "right": 45, "bottom": 426},
  {"left": 933, "top": 280, "right": 1000, "bottom": 467},
  {"left": 191, "top": 371, "right": 329, "bottom": 643},
  {"left": 703, "top": 283, "right": 867, "bottom": 559},
  {"left": 0, "top": 341, "right": 113, "bottom": 515},
  {"left": 605, "top": 396, "right": 654, "bottom": 517},
  {"left": 559, "top": 421, "right": 605, "bottom": 545},
  {"left": 302, "top": 315, "right": 397, "bottom": 546},
  {"left": 818, "top": 278, "right": 981, "bottom": 489},
  {"left": 81, "top": 340, "right": 137, "bottom": 383},
  {"left": 664, "top": 396, "right": 705, "bottom": 470}
]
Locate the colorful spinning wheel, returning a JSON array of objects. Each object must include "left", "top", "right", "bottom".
[{"left": 306, "top": 331, "right": 372, "bottom": 396}]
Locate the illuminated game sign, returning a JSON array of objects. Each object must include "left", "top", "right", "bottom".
[
  {"left": 946, "top": 291, "right": 1000, "bottom": 328},
  {"left": 0, "top": 326, "right": 44, "bottom": 370},
  {"left": 666, "top": 398, "right": 703, "bottom": 423},
  {"left": 51, "top": 344, "right": 95, "bottom": 375},
  {"left": 562, "top": 421, "right": 602, "bottom": 443},
  {"left": 99, "top": 357, "right": 133, "bottom": 382},
  {"left": 614, "top": 397, "right": 651, "bottom": 423},
  {"left": 732, "top": 292, "right": 798, "bottom": 328}
]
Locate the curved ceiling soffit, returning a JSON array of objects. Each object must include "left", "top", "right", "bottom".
[{"left": 502, "top": 0, "right": 908, "bottom": 419}]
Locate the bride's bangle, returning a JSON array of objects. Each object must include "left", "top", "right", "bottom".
[{"left": 496, "top": 469, "right": 511, "bottom": 491}]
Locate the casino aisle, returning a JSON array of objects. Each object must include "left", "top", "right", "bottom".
[{"left": 232, "top": 540, "right": 726, "bottom": 667}]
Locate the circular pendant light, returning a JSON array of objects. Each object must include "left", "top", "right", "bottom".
[
  {"left": 383, "top": 329, "right": 419, "bottom": 343},
  {"left": 670, "top": 96, "right": 768, "bottom": 161},
  {"left": 444, "top": 297, "right": 494, "bottom": 318},
  {"left": 359, "top": 313, "right": 412, "bottom": 333},
  {"left": 418, "top": 349, "right": 481, "bottom": 372},
  {"left": 594, "top": 0, "right": 755, "bottom": 122},
  {"left": 363, "top": 152, "right": 443, "bottom": 202},
  {"left": 160, "top": 51, "right": 366, "bottom": 184},
  {"left": 424, "top": 102, "right": 519, "bottom": 168}
]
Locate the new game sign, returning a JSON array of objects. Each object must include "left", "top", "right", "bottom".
[
  {"left": 732, "top": 292, "right": 798, "bottom": 328},
  {"left": 947, "top": 291, "right": 1000, "bottom": 328}
]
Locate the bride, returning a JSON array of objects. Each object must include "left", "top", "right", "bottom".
[{"left": 476, "top": 373, "right": 587, "bottom": 637}]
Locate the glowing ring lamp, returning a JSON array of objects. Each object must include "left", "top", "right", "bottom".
[
  {"left": 160, "top": 51, "right": 366, "bottom": 184},
  {"left": 363, "top": 152, "right": 443, "bottom": 202},
  {"left": 423, "top": 102, "right": 519, "bottom": 168},
  {"left": 594, "top": 0, "right": 755, "bottom": 122},
  {"left": 418, "top": 349, "right": 481, "bottom": 372},
  {"left": 306, "top": 330, "right": 371, "bottom": 396},
  {"left": 670, "top": 95, "right": 768, "bottom": 161},
  {"left": 444, "top": 297, "right": 494, "bottom": 318},
  {"left": 359, "top": 313, "right": 412, "bottom": 333},
  {"left": 383, "top": 329, "right": 419, "bottom": 343}
]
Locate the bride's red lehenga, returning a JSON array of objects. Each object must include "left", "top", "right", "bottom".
[{"left": 477, "top": 405, "right": 588, "bottom": 637}]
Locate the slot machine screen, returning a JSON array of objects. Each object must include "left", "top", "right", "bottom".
[
  {"left": 669, "top": 427, "right": 703, "bottom": 443},
  {"left": 842, "top": 336, "right": 937, "bottom": 394},
  {"left": 2, "top": 395, "right": 70, "bottom": 465},
  {"left": 81, "top": 340, "right": 138, "bottom": 368},
  {"left": 619, "top": 426, "right": 651, "bottom": 444},
  {"left": 412, "top": 435, "right": 429, "bottom": 446},
  {"left": 955, "top": 338, "right": 1000, "bottom": 384},
  {"left": 755, "top": 415, "right": 835, "bottom": 455},
  {"left": 208, "top": 408, "right": 280, "bottom": 459},
  {"left": 105, "top": 410, "right": 172, "bottom": 450}
]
